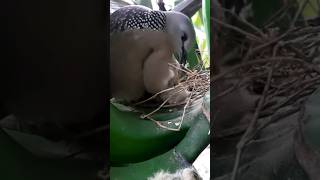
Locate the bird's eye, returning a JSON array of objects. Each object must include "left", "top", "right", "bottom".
[{"left": 181, "top": 32, "right": 187, "bottom": 42}]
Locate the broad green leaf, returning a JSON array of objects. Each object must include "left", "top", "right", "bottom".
[
  {"left": 110, "top": 96, "right": 210, "bottom": 179},
  {"left": 110, "top": 97, "right": 208, "bottom": 164}
]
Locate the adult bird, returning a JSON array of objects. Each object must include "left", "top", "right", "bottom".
[
  {"left": 110, "top": 5, "right": 196, "bottom": 65},
  {"left": 110, "top": 5, "right": 195, "bottom": 104}
]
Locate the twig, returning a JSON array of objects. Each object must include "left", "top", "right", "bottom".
[
  {"left": 244, "top": 30, "right": 292, "bottom": 61},
  {"left": 168, "top": 63, "right": 194, "bottom": 75},
  {"left": 133, "top": 86, "right": 179, "bottom": 105},
  {"left": 220, "top": 7, "right": 265, "bottom": 37},
  {"left": 177, "top": 92, "right": 193, "bottom": 130},
  {"left": 146, "top": 116, "right": 180, "bottom": 131},
  {"left": 230, "top": 67, "right": 274, "bottom": 180},
  {"left": 263, "top": 5, "right": 290, "bottom": 28},
  {"left": 211, "top": 17, "right": 261, "bottom": 41},
  {"left": 140, "top": 98, "right": 170, "bottom": 118},
  {"left": 140, "top": 87, "right": 188, "bottom": 118},
  {"left": 212, "top": 79, "right": 244, "bottom": 101},
  {"left": 212, "top": 57, "right": 320, "bottom": 83}
]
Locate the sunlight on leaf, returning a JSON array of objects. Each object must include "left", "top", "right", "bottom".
[{"left": 192, "top": 10, "right": 209, "bottom": 68}]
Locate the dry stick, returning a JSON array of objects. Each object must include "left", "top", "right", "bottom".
[
  {"left": 258, "top": 105, "right": 301, "bottom": 133},
  {"left": 198, "top": 53, "right": 208, "bottom": 72},
  {"left": 263, "top": 5, "right": 290, "bottom": 28},
  {"left": 212, "top": 57, "right": 320, "bottom": 83},
  {"left": 135, "top": 63, "right": 199, "bottom": 106},
  {"left": 268, "top": 76, "right": 304, "bottom": 98},
  {"left": 140, "top": 87, "right": 187, "bottom": 118},
  {"left": 266, "top": 9, "right": 290, "bottom": 29},
  {"left": 248, "top": 126, "right": 294, "bottom": 144},
  {"left": 244, "top": 29, "right": 292, "bottom": 61},
  {"left": 237, "top": 104, "right": 301, "bottom": 141},
  {"left": 177, "top": 91, "right": 193, "bottom": 130},
  {"left": 272, "top": 42, "right": 281, "bottom": 57},
  {"left": 292, "top": 26, "right": 320, "bottom": 37},
  {"left": 146, "top": 116, "right": 181, "bottom": 131},
  {"left": 253, "top": 85, "right": 313, "bottom": 139},
  {"left": 142, "top": 87, "right": 190, "bottom": 131},
  {"left": 287, "top": 45, "right": 307, "bottom": 58},
  {"left": 212, "top": 79, "right": 244, "bottom": 101},
  {"left": 133, "top": 86, "right": 179, "bottom": 106},
  {"left": 220, "top": 7, "right": 265, "bottom": 37},
  {"left": 211, "top": 17, "right": 261, "bottom": 41},
  {"left": 194, "top": 49, "right": 209, "bottom": 68},
  {"left": 272, "top": 78, "right": 320, "bottom": 109},
  {"left": 230, "top": 67, "right": 274, "bottom": 180},
  {"left": 176, "top": 78, "right": 198, "bottom": 130},
  {"left": 216, "top": 104, "right": 299, "bottom": 139},
  {"left": 261, "top": 78, "right": 320, "bottom": 119},
  {"left": 140, "top": 66, "right": 209, "bottom": 127},
  {"left": 220, "top": 70, "right": 270, "bottom": 81},
  {"left": 140, "top": 98, "right": 170, "bottom": 118},
  {"left": 168, "top": 63, "right": 194, "bottom": 75},
  {"left": 149, "top": 87, "right": 195, "bottom": 132}
]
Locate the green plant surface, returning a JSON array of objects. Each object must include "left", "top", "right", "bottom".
[
  {"left": 298, "top": 0, "right": 320, "bottom": 18},
  {"left": 191, "top": 4, "right": 210, "bottom": 68},
  {"left": 110, "top": 102, "right": 210, "bottom": 179},
  {"left": 110, "top": 97, "right": 208, "bottom": 165},
  {"left": 203, "top": 0, "right": 210, "bottom": 59}
]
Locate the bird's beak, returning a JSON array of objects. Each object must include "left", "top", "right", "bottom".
[{"left": 180, "top": 46, "right": 187, "bottom": 66}]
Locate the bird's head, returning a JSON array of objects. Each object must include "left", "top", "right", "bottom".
[{"left": 164, "top": 11, "right": 196, "bottom": 66}]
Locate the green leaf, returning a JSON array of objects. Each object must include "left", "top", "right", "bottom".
[
  {"left": 110, "top": 97, "right": 208, "bottom": 164},
  {"left": 298, "top": 0, "right": 320, "bottom": 18},
  {"left": 110, "top": 95, "right": 210, "bottom": 179},
  {"left": 202, "top": 0, "right": 210, "bottom": 52}
]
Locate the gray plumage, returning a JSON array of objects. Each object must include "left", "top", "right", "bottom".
[
  {"left": 110, "top": 5, "right": 166, "bottom": 32},
  {"left": 110, "top": 5, "right": 196, "bottom": 65}
]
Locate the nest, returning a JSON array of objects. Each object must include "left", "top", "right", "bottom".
[
  {"left": 177, "top": 64, "right": 210, "bottom": 100},
  {"left": 134, "top": 63, "right": 210, "bottom": 107},
  {"left": 131, "top": 62, "right": 210, "bottom": 131},
  {"left": 212, "top": 2, "right": 320, "bottom": 179}
]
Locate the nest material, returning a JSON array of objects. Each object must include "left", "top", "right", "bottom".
[
  {"left": 131, "top": 62, "right": 210, "bottom": 131},
  {"left": 212, "top": 3, "right": 320, "bottom": 179},
  {"left": 173, "top": 64, "right": 210, "bottom": 101},
  {"left": 213, "top": 9, "right": 320, "bottom": 134},
  {"left": 134, "top": 64, "right": 210, "bottom": 108}
]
